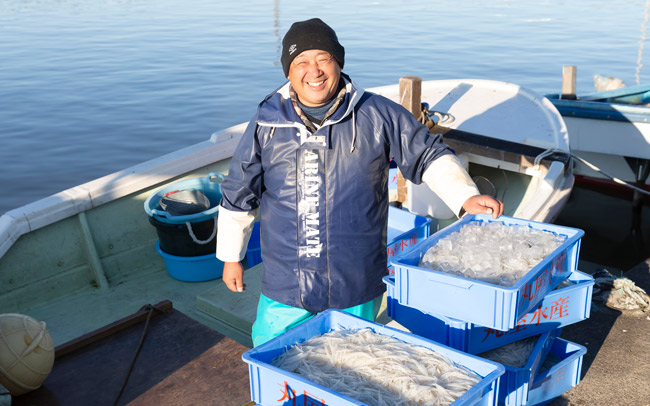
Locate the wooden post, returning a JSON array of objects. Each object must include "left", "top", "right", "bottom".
[
  {"left": 399, "top": 76, "right": 423, "bottom": 118},
  {"left": 561, "top": 65, "right": 577, "bottom": 100},
  {"left": 395, "top": 76, "right": 423, "bottom": 203}
]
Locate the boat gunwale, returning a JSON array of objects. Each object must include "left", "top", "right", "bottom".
[
  {"left": 548, "top": 96, "right": 650, "bottom": 124},
  {"left": 0, "top": 123, "right": 246, "bottom": 258}
]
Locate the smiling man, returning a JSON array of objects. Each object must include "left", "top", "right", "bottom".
[{"left": 216, "top": 18, "right": 503, "bottom": 347}]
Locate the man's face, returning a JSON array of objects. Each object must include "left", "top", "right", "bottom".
[{"left": 287, "top": 49, "right": 341, "bottom": 107}]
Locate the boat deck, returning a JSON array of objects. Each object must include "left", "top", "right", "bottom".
[
  {"left": 16, "top": 263, "right": 225, "bottom": 347},
  {"left": 16, "top": 259, "right": 391, "bottom": 350},
  {"left": 5, "top": 248, "right": 650, "bottom": 406},
  {"left": 12, "top": 305, "right": 252, "bottom": 406}
]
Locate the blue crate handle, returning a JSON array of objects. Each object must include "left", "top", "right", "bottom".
[{"left": 145, "top": 172, "right": 224, "bottom": 222}]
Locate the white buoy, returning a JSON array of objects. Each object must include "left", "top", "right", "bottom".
[{"left": 0, "top": 314, "right": 55, "bottom": 396}]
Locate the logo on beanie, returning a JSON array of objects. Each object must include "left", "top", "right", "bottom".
[{"left": 289, "top": 44, "right": 297, "bottom": 55}]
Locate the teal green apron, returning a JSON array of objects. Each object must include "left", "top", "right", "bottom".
[{"left": 251, "top": 293, "right": 381, "bottom": 347}]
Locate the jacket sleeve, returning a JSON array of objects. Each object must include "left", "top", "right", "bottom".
[
  {"left": 220, "top": 118, "right": 264, "bottom": 212},
  {"left": 384, "top": 99, "right": 453, "bottom": 185},
  {"left": 216, "top": 117, "right": 264, "bottom": 262},
  {"left": 422, "top": 154, "right": 480, "bottom": 216},
  {"left": 216, "top": 206, "right": 259, "bottom": 262}
]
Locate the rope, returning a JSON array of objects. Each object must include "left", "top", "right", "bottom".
[
  {"left": 113, "top": 305, "right": 157, "bottom": 406},
  {"left": 571, "top": 153, "right": 650, "bottom": 196},
  {"left": 500, "top": 168, "right": 509, "bottom": 203},
  {"left": 431, "top": 111, "right": 455, "bottom": 126},
  {"left": 186, "top": 218, "right": 217, "bottom": 245},
  {"left": 419, "top": 104, "right": 455, "bottom": 128}
]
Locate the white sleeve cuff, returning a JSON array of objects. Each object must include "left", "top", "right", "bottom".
[
  {"left": 216, "top": 205, "right": 259, "bottom": 262},
  {"left": 422, "top": 154, "right": 480, "bottom": 216}
]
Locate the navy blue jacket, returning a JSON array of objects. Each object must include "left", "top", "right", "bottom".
[{"left": 220, "top": 76, "right": 452, "bottom": 312}]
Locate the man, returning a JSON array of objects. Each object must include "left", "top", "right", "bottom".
[{"left": 216, "top": 18, "right": 503, "bottom": 346}]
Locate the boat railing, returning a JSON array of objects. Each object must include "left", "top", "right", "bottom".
[{"left": 0, "top": 123, "right": 247, "bottom": 259}]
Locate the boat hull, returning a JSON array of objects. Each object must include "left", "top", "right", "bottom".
[{"left": 549, "top": 97, "right": 650, "bottom": 193}]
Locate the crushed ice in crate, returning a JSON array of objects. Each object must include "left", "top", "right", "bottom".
[
  {"left": 419, "top": 221, "right": 566, "bottom": 286},
  {"left": 272, "top": 328, "right": 481, "bottom": 406}
]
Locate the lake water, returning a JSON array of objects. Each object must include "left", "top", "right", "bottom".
[{"left": 1, "top": 0, "right": 649, "bottom": 267}]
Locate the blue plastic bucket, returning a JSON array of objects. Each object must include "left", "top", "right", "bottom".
[
  {"left": 145, "top": 173, "right": 224, "bottom": 256},
  {"left": 144, "top": 173, "right": 224, "bottom": 225},
  {"left": 155, "top": 241, "right": 224, "bottom": 282}
]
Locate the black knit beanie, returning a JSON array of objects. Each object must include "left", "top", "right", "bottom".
[{"left": 281, "top": 18, "right": 345, "bottom": 77}]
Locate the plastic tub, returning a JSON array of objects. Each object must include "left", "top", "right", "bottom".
[
  {"left": 242, "top": 309, "right": 505, "bottom": 406},
  {"left": 386, "top": 206, "right": 432, "bottom": 274},
  {"left": 149, "top": 216, "right": 216, "bottom": 257},
  {"left": 145, "top": 173, "right": 223, "bottom": 257},
  {"left": 478, "top": 329, "right": 560, "bottom": 406},
  {"left": 383, "top": 270, "right": 593, "bottom": 354},
  {"left": 526, "top": 338, "right": 587, "bottom": 405},
  {"left": 144, "top": 173, "right": 224, "bottom": 225},
  {"left": 155, "top": 241, "right": 223, "bottom": 282},
  {"left": 390, "top": 214, "right": 584, "bottom": 331}
]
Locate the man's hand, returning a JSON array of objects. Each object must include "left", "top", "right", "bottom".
[
  {"left": 462, "top": 195, "right": 504, "bottom": 219},
  {"left": 222, "top": 261, "right": 246, "bottom": 292}
]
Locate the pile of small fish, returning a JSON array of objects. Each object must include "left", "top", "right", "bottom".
[
  {"left": 419, "top": 221, "right": 566, "bottom": 286},
  {"left": 479, "top": 336, "right": 538, "bottom": 368},
  {"left": 272, "top": 328, "right": 481, "bottom": 406}
]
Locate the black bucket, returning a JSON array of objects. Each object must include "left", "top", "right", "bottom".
[{"left": 148, "top": 215, "right": 217, "bottom": 257}]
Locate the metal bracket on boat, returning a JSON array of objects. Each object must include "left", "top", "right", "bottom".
[
  {"left": 420, "top": 103, "right": 455, "bottom": 129},
  {"left": 533, "top": 148, "right": 565, "bottom": 170}
]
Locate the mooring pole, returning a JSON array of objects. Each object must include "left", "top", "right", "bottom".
[
  {"left": 395, "top": 76, "right": 423, "bottom": 203},
  {"left": 561, "top": 65, "right": 577, "bottom": 100},
  {"left": 399, "top": 76, "right": 423, "bottom": 118}
]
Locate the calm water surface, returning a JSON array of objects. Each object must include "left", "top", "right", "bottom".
[{"left": 1, "top": 0, "right": 649, "bottom": 266}]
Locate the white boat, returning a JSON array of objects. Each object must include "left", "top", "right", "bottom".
[
  {"left": 375, "top": 79, "right": 573, "bottom": 228},
  {"left": 547, "top": 84, "right": 650, "bottom": 199},
  {"left": 0, "top": 78, "right": 573, "bottom": 403}
]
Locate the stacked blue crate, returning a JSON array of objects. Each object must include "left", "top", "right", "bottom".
[
  {"left": 242, "top": 208, "right": 510, "bottom": 406},
  {"left": 386, "top": 214, "right": 593, "bottom": 406},
  {"left": 242, "top": 309, "right": 505, "bottom": 406}
]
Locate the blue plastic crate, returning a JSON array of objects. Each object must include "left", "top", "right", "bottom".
[
  {"left": 242, "top": 309, "right": 505, "bottom": 406},
  {"left": 390, "top": 214, "right": 584, "bottom": 331},
  {"left": 526, "top": 338, "right": 587, "bottom": 406},
  {"left": 388, "top": 167, "right": 398, "bottom": 190},
  {"left": 383, "top": 270, "right": 593, "bottom": 354},
  {"left": 479, "top": 329, "right": 560, "bottom": 406},
  {"left": 386, "top": 206, "right": 432, "bottom": 274}
]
